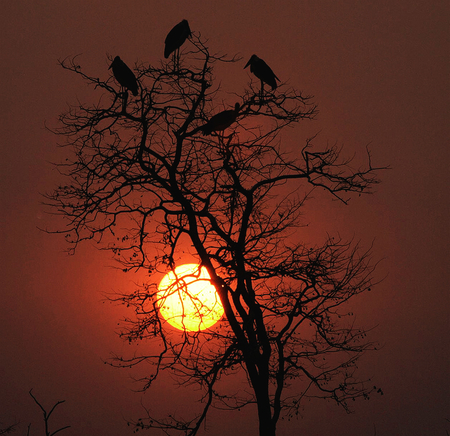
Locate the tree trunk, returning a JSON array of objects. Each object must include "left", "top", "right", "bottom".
[
  {"left": 257, "top": 398, "right": 276, "bottom": 436},
  {"left": 253, "top": 376, "right": 276, "bottom": 436}
]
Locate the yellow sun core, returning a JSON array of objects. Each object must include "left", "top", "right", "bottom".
[{"left": 157, "top": 263, "right": 224, "bottom": 332}]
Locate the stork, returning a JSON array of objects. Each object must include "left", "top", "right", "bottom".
[
  {"left": 244, "top": 54, "right": 279, "bottom": 96},
  {"left": 109, "top": 56, "right": 138, "bottom": 96},
  {"left": 164, "top": 19, "right": 191, "bottom": 61},
  {"left": 201, "top": 103, "right": 240, "bottom": 136}
]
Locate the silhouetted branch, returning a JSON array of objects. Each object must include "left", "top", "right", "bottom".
[
  {"left": 0, "top": 421, "right": 19, "bottom": 435},
  {"left": 28, "top": 390, "right": 70, "bottom": 436}
]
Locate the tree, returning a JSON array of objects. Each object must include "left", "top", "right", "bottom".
[{"left": 45, "top": 32, "right": 384, "bottom": 436}]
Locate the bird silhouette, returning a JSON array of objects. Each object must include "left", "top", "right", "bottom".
[
  {"left": 164, "top": 19, "right": 191, "bottom": 59},
  {"left": 109, "top": 56, "right": 138, "bottom": 96},
  {"left": 244, "top": 54, "right": 279, "bottom": 92},
  {"left": 201, "top": 103, "right": 240, "bottom": 135}
]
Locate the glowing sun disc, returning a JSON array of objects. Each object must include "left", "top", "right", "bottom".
[{"left": 157, "top": 264, "right": 224, "bottom": 331}]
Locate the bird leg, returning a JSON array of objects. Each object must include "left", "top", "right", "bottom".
[
  {"left": 172, "top": 48, "right": 181, "bottom": 71},
  {"left": 218, "top": 132, "right": 234, "bottom": 156},
  {"left": 121, "top": 89, "right": 129, "bottom": 113},
  {"left": 217, "top": 131, "right": 224, "bottom": 146},
  {"left": 223, "top": 134, "right": 234, "bottom": 159},
  {"left": 176, "top": 48, "right": 181, "bottom": 69},
  {"left": 259, "top": 80, "right": 265, "bottom": 104}
]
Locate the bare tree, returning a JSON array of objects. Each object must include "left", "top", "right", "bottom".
[{"left": 45, "top": 33, "right": 384, "bottom": 436}]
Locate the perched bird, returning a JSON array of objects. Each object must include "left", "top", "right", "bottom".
[
  {"left": 201, "top": 103, "right": 240, "bottom": 135},
  {"left": 164, "top": 19, "right": 191, "bottom": 59},
  {"left": 244, "top": 54, "right": 279, "bottom": 92},
  {"left": 109, "top": 56, "right": 138, "bottom": 96}
]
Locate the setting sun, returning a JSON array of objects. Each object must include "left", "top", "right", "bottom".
[{"left": 157, "top": 264, "right": 224, "bottom": 332}]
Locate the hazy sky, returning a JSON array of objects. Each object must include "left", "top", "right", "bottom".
[{"left": 1, "top": 1, "right": 449, "bottom": 435}]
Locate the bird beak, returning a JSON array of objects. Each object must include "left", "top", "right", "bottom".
[{"left": 244, "top": 59, "right": 251, "bottom": 69}]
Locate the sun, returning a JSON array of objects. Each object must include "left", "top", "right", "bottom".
[{"left": 157, "top": 263, "right": 224, "bottom": 332}]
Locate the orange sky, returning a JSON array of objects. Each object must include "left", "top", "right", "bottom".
[{"left": 1, "top": 1, "right": 449, "bottom": 435}]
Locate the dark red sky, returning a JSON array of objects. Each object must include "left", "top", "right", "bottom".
[{"left": 1, "top": 1, "right": 448, "bottom": 435}]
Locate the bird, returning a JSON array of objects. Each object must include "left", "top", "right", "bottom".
[
  {"left": 164, "top": 19, "right": 191, "bottom": 59},
  {"left": 109, "top": 56, "right": 138, "bottom": 96},
  {"left": 244, "top": 54, "right": 279, "bottom": 92},
  {"left": 201, "top": 103, "right": 240, "bottom": 135}
]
